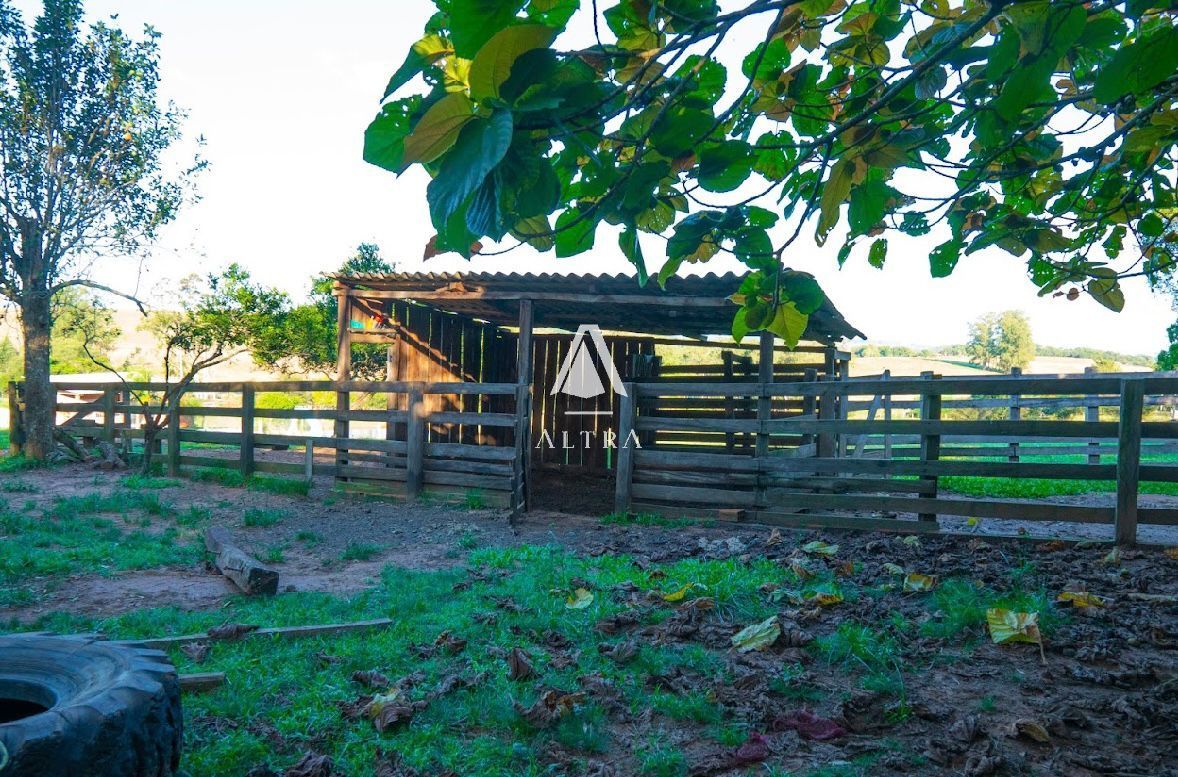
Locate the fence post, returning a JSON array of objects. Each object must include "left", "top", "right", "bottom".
[
  {"left": 918, "top": 371, "right": 942, "bottom": 522},
  {"left": 816, "top": 381, "right": 836, "bottom": 459},
  {"left": 166, "top": 390, "right": 181, "bottom": 477},
  {"left": 304, "top": 438, "right": 314, "bottom": 481},
  {"left": 756, "top": 332, "right": 773, "bottom": 459},
  {"left": 801, "top": 368, "right": 817, "bottom": 449},
  {"left": 837, "top": 358, "right": 850, "bottom": 458},
  {"left": 1084, "top": 366, "right": 1101, "bottom": 464},
  {"left": 1008, "top": 367, "right": 1021, "bottom": 463},
  {"left": 614, "top": 383, "right": 637, "bottom": 515},
  {"left": 1115, "top": 378, "right": 1143, "bottom": 546},
  {"left": 102, "top": 386, "right": 115, "bottom": 443},
  {"left": 7, "top": 381, "right": 23, "bottom": 456},
  {"left": 882, "top": 369, "right": 893, "bottom": 463},
  {"left": 240, "top": 384, "right": 255, "bottom": 478},
  {"left": 405, "top": 384, "right": 425, "bottom": 500}
]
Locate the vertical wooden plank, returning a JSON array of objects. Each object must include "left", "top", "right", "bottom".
[
  {"left": 1008, "top": 366, "right": 1021, "bottom": 463},
  {"left": 166, "top": 390, "right": 181, "bottom": 476},
  {"left": 304, "top": 438, "right": 314, "bottom": 481},
  {"left": 837, "top": 357, "right": 851, "bottom": 458},
  {"left": 756, "top": 332, "right": 774, "bottom": 458},
  {"left": 385, "top": 323, "right": 400, "bottom": 468},
  {"left": 614, "top": 383, "right": 637, "bottom": 515},
  {"left": 721, "top": 351, "right": 735, "bottom": 452},
  {"left": 240, "top": 385, "right": 255, "bottom": 477},
  {"left": 7, "top": 381, "right": 23, "bottom": 455},
  {"left": 334, "top": 285, "right": 352, "bottom": 478},
  {"left": 1115, "top": 378, "right": 1143, "bottom": 546},
  {"left": 882, "top": 370, "right": 893, "bottom": 462},
  {"left": 405, "top": 384, "right": 425, "bottom": 499},
  {"left": 1084, "top": 366, "right": 1101, "bottom": 464},
  {"left": 102, "top": 386, "right": 115, "bottom": 442},
  {"left": 918, "top": 371, "right": 942, "bottom": 522},
  {"left": 801, "top": 368, "right": 817, "bottom": 449},
  {"left": 816, "top": 382, "right": 836, "bottom": 459},
  {"left": 512, "top": 300, "right": 534, "bottom": 514}
]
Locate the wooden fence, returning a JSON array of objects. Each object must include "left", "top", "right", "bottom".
[
  {"left": 615, "top": 372, "right": 1178, "bottom": 544},
  {"left": 35, "top": 380, "right": 524, "bottom": 510}
]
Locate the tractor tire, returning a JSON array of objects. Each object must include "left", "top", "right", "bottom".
[{"left": 0, "top": 633, "right": 181, "bottom": 777}]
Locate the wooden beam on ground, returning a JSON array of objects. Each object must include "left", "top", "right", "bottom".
[
  {"left": 204, "top": 526, "right": 279, "bottom": 595},
  {"left": 115, "top": 618, "right": 395, "bottom": 650},
  {"left": 180, "top": 672, "right": 225, "bottom": 693}
]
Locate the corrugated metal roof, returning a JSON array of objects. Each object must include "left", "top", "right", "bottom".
[{"left": 331, "top": 270, "right": 864, "bottom": 343}]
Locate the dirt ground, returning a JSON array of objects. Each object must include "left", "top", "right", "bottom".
[{"left": 4, "top": 462, "right": 1178, "bottom": 622}]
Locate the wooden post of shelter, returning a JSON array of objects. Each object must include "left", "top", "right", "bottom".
[
  {"left": 511, "top": 299, "right": 534, "bottom": 515},
  {"left": 334, "top": 283, "right": 352, "bottom": 480},
  {"left": 1084, "top": 366, "right": 1101, "bottom": 464},
  {"left": 385, "top": 306, "right": 401, "bottom": 469},
  {"left": 756, "top": 332, "right": 773, "bottom": 509},
  {"left": 1008, "top": 367, "right": 1022, "bottom": 463},
  {"left": 614, "top": 382, "right": 637, "bottom": 515},
  {"left": 918, "top": 371, "right": 942, "bottom": 523},
  {"left": 1115, "top": 378, "right": 1143, "bottom": 546},
  {"left": 405, "top": 384, "right": 424, "bottom": 499},
  {"left": 102, "top": 386, "right": 115, "bottom": 443}
]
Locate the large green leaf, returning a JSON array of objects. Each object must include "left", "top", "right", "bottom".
[
  {"left": 469, "top": 24, "right": 559, "bottom": 101},
  {"left": 1093, "top": 25, "right": 1178, "bottom": 104},
  {"left": 426, "top": 109, "right": 515, "bottom": 229},
  {"left": 554, "top": 207, "right": 598, "bottom": 257},
  {"left": 764, "top": 302, "right": 808, "bottom": 347},
  {"left": 362, "top": 97, "right": 421, "bottom": 173},
  {"left": 816, "top": 159, "right": 854, "bottom": 245},
  {"left": 697, "top": 142, "right": 754, "bottom": 193},
  {"left": 868, "top": 238, "right": 887, "bottom": 269},
  {"left": 929, "top": 239, "right": 962, "bottom": 278},
  {"left": 402, "top": 93, "right": 476, "bottom": 166},
  {"left": 383, "top": 34, "right": 453, "bottom": 99},
  {"left": 449, "top": 0, "right": 526, "bottom": 57}
]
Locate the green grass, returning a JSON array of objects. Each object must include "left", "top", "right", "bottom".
[
  {"left": 186, "top": 467, "right": 311, "bottom": 497},
  {"left": 0, "top": 520, "right": 1072, "bottom": 775},
  {"left": 339, "top": 541, "right": 383, "bottom": 561},
  {"left": 243, "top": 507, "right": 288, "bottom": 528},
  {"left": 0, "top": 489, "right": 208, "bottom": 593}
]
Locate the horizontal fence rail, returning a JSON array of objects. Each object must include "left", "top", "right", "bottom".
[
  {"left": 37, "top": 380, "right": 524, "bottom": 510},
  {"left": 617, "top": 371, "right": 1178, "bottom": 544}
]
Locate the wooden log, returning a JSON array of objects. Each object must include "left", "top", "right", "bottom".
[
  {"left": 115, "top": 618, "right": 395, "bottom": 650},
  {"left": 204, "top": 526, "right": 279, "bottom": 595},
  {"left": 180, "top": 672, "right": 225, "bottom": 693}
]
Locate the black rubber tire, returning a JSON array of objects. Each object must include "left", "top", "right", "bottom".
[{"left": 0, "top": 633, "right": 181, "bottom": 777}]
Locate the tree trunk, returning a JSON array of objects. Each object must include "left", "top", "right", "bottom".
[{"left": 20, "top": 291, "right": 53, "bottom": 460}]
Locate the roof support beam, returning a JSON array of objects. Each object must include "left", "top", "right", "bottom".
[{"left": 336, "top": 288, "right": 734, "bottom": 307}]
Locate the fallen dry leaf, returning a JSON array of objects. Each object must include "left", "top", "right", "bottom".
[
  {"left": 765, "top": 529, "right": 783, "bottom": 546},
  {"left": 770, "top": 708, "right": 847, "bottom": 741},
  {"left": 1056, "top": 591, "right": 1105, "bottom": 608},
  {"left": 1102, "top": 546, "right": 1122, "bottom": 565},
  {"left": 789, "top": 558, "right": 815, "bottom": 579},
  {"left": 282, "top": 752, "right": 334, "bottom": 777},
  {"left": 903, "top": 573, "right": 937, "bottom": 593},
  {"left": 801, "top": 540, "right": 839, "bottom": 557},
  {"left": 986, "top": 609, "right": 1045, "bottom": 662},
  {"left": 883, "top": 562, "right": 905, "bottom": 575},
  {"left": 507, "top": 648, "right": 538, "bottom": 681},
  {"left": 731, "top": 616, "right": 781, "bottom": 652},
  {"left": 1012, "top": 718, "right": 1051, "bottom": 743},
  {"left": 207, "top": 623, "right": 259, "bottom": 642},
  {"left": 433, "top": 630, "right": 466, "bottom": 655},
  {"left": 565, "top": 588, "right": 594, "bottom": 609},
  {"left": 662, "top": 582, "right": 699, "bottom": 602},
  {"left": 513, "top": 689, "right": 585, "bottom": 728},
  {"left": 352, "top": 670, "right": 391, "bottom": 689},
  {"left": 180, "top": 642, "right": 210, "bottom": 663}
]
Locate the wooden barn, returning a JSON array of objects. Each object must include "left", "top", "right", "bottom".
[{"left": 331, "top": 271, "right": 863, "bottom": 513}]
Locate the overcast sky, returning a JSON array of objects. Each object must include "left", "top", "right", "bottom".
[{"left": 16, "top": 0, "right": 1172, "bottom": 353}]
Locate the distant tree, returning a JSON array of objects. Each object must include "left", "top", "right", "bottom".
[
  {"left": 0, "top": 0, "right": 201, "bottom": 460},
  {"left": 1159, "top": 324, "right": 1178, "bottom": 370},
  {"left": 253, "top": 243, "right": 395, "bottom": 379},
  {"left": 50, "top": 289, "right": 118, "bottom": 375},
  {"left": 75, "top": 264, "right": 287, "bottom": 473},
  {"left": 0, "top": 335, "right": 17, "bottom": 387},
  {"left": 1091, "top": 356, "right": 1121, "bottom": 372},
  {"left": 967, "top": 311, "right": 1035, "bottom": 372}
]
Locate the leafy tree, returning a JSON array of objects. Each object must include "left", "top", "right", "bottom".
[
  {"left": 253, "top": 243, "right": 395, "bottom": 379},
  {"left": 966, "top": 310, "right": 1035, "bottom": 371},
  {"left": 74, "top": 264, "right": 288, "bottom": 473},
  {"left": 0, "top": 335, "right": 17, "bottom": 388},
  {"left": 366, "top": 0, "right": 1178, "bottom": 347},
  {"left": 0, "top": 0, "right": 201, "bottom": 459},
  {"left": 1158, "top": 322, "right": 1178, "bottom": 370},
  {"left": 50, "top": 288, "right": 118, "bottom": 375},
  {"left": 1091, "top": 355, "right": 1120, "bottom": 371}
]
